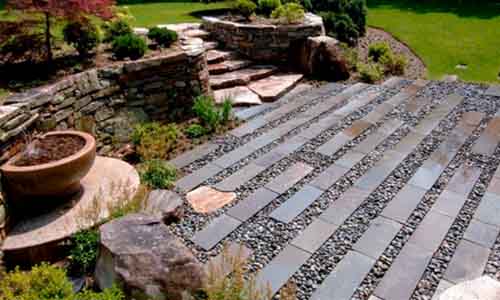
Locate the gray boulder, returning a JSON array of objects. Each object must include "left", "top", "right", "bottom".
[
  {"left": 95, "top": 214, "right": 204, "bottom": 300},
  {"left": 143, "top": 190, "right": 184, "bottom": 224}
]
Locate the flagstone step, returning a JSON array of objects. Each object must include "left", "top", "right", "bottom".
[
  {"left": 210, "top": 65, "right": 278, "bottom": 90},
  {"left": 209, "top": 59, "right": 253, "bottom": 75},
  {"left": 206, "top": 49, "right": 237, "bottom": 64},
  {"left": 214, "top": 86, "right": 262, "bottom": 106},
  {"left": 248, "top": 74, "right": 304, "bottom": 102}
]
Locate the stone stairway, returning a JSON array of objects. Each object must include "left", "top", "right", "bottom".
[
  {"left": 183, "top": 26, "right": 305, "bottom": 106},
  {"left": 169, "top": 77, "right": 500, "bottom": 300}
]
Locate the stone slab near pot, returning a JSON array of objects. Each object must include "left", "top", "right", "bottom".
[
  {"left": 95, "top": 213, "right": 205, "bottom": 300},
  {"left": 1, "top": 156, "right": 140, "bottom": 266}
]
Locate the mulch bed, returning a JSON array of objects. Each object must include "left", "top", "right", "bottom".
[
  {"left": 13, "top": 135, "right": 85, "bottom": 167},
  {"left": 355, "top": 27, "right": 427, "bottom": 80}
]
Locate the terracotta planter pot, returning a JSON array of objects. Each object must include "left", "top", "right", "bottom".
[{"left": 1, "top": 131, "right": 96, "bottom": 200}]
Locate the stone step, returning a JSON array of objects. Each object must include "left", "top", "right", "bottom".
[
  {"left": 471, "top": 113, "right": 500, "bottom": 156},
  {"left": 204, "top": 41, "right": 219, "bottom": 50},
  {"left": 206, "top": 49, "right": 237, "bottom": 64},
  {"left": 209, "top": 60, "right": 253, "bottom": 75},
  {"left": 248, "top": 74, "right": 304, "bottom": 102},
  {"left": 210, "top": 65, "right": 278, "bottom": 90},
  {"left": 183, "top": 29, "right": 210, "bottom": 39},
  {"left": 214, "top": 86, "right": 262, "bottom": 106}
]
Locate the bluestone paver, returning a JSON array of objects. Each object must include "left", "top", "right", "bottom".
[
  {"left": 485, "top": 84, "right": 500, "bottom": 97},
  {"left": 226, "top": 187, "right": 279, "bottom": 222},
  {"left": 473, "top": 192, "right": 500, "bottom": 227},
  {"left": 169, "top": 143, "right": 218, "bottom": 169},
  {"left": 353, "top": 216, "right": 402, "bottom": 259},
  {"left": 175, "top": 163, "right": 222, "bottom": 192},
  {"left": 311, "top": 251, "right": 375, "bottom": 300},
  {"left": 382, "top": 184, "right": 427, "bottom": 224},
  {"left": 444, "top": 239, "right": 490, "bottom": 284},
  {"left": 270, "top": 185, "right": 323, "bottom": 223},
  {"left": 463, "top": 219, "right": 500, "bottom": 248},
  {"left": 265, "top": 162, "right": 314, "bottom": 194},
  {"left": 309, "top": 164, "right": 350, "bottom": 191},
  {"left": 471, "top": 115, "right": 500, "bottom": 156},
  {"left": 291, "top": 218, "right": 338, "bottom": 254},
  {"left": 214, "top": 163, "right": 265, "bottom": 191},
  {"left": 191, "top": 214, "right": 241, "bottom": 250}
]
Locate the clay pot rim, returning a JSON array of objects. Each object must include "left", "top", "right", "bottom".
[{"left": 1, "top": 130, "right": 96, "bottom": 172}]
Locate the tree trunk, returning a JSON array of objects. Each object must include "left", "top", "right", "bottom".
[{"left": 44, "top": 12, "right": 53, "bottom": 70}]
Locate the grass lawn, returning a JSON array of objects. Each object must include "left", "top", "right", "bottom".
[
  {"left": 367, "top": 0, "right": 500, "bottom": 83},
  {"left": 123, "top": 2, "right": 230, "bottom": 27}
]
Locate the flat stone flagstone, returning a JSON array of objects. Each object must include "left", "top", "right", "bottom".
[
  {"left": 444, "top": 240, "right": 490, "bottom": 284},
  {"left": 214, "top": 86, "right": 262, "bottom": 106},
  {"left": 248, "top": 74, "right": 304, "bottom": 102},
  {"left": 206, "top": 49, "right": 235, "bottom": 64},
  {"left": 209, "top": 59, "right": 253, "bottom": 75},
  {"left": 265, "top": 162, "right": 314, "bottom": 194},
  {"left": 175, "top": 163, "right": 222, "bottom": 193},
  {"left": 186, "top": 186, "right": 236, "bottom": 214},
  {"left": 210, "top": 65, "right": 277, "bottom": 89},
  {"left": 191, "top": 214, "right": 241, "bottom": 250},
  {"left": 169, "top": 143, "right": 218, "bottom": 169}
]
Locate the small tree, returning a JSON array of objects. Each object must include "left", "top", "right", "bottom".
[{"left": 6, "top": 0, "right": 115, "bottom": 67}]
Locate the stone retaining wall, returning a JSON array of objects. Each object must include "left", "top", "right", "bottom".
[
  {"left": 0, "top": 48, "right": 210, "bottom": 234},
  {"left": 202, "top": 13, "right": 324, "bottom": 62}
]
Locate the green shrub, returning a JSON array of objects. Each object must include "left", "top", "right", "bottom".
[
  {"left": 368, "top": 42, "right": 391, "bottom": 62},
  {"left": 193, "top": 95, "right": 222, "bottom": 132},
  {"left": 147, "top": 27, "right": 178, "bottom": 48},
  {"left": 258, "top": 0, "right": 281, "bottom": 16},
  {"left": 0, "top": 263, "right": 73, "bottom": 300},
  {"left": 271, "top": 3, "right": 305, "bottom": 24},
  {"left": 321, "top": 12, "right": 359, "bottom": 44},
  {"left": 221, "top": 99, "right": 233, "bottom": 125},
  {"left": 69, "top": 229, "right": 100, "bottom": 274},
  {"left": 378, "top": 51, "right": 407, "bottom": 75},
  {"left": 111, "top": 33, "right": 147, "bottom": 60},
  {"left": 102, "top": 19, "right": 133, "bottom": 43},
  {"left": 358, "top": 62, "right": 383, "bottom": 83},
  {"left": 344, "top": 0, "right": 367, "bottom": 36},
  {"left": 0, "top": 263, "right": 124, "bottom": 300},
  {"left": 185, "top": 124, "right": 207, "bottom": 138},
  {"left": 140, "top": 159, "right": 177, "bottom": 189},
  {"left": 339, "top": 42, "right": 359, "bottom": 71},
  {"left": 234, "top": 0, "right": 257, "bottom": 20},
  {"left": 74, "top": 286, "right": 124, "bottom": 300},
  {"left": 132, "top": 122, "right": 178, "bottom": 160},
  {"left": 63, "top": 21, "right": 100, "bottom": 57}
]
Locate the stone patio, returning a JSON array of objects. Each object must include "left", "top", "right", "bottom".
[{"left": 169, "top": 78, "right": 500, "bottom": 300}]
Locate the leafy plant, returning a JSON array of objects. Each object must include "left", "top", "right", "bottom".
[
  {"left": 69, "top": 229, "right": 100, "bottom": 274},
  {"left": 63, "top": 20, "right": 100, "bottom": 57},
  {"left": 0, "top": 263, "right": 124, "bottom": 300},
  {"left": 233, "top": 0, "right": 257, "bottom": 20},
  {"left": 193, "top": 95, "right": 222, "bottom": 133},
  {"left": 0, "top": 263, "right": 73, "bottom": 300},
  {"left": 339, "top": 42, "right": 359, "bottom": 71},
  {"left": 358, "top": 62, "right": 383, "bottom": 83},
  {"left": 258, "top": 0, "right": 281, "bottom": 16},
  {"left": 140, "top": 159, "right": 177, "bottom": 189},
  {"left": 271, "top": 3, "right": 305, "bottom": 24},
  {"left": 199, "top": 243, "right": 297, "bottom": 300},
  {"left": 185, "top": 124, "right": 207, "bottom": 138},
  {"left": 102, "top": 19, "right": 133, "bottom": 43},
  {"left": 147, "top": 27, "right": 178, "bottom": 48},
  {"left": 132, "top": 122, "right": 178, "bottom": 160},
  {"left": 344, "top": 0, "right": 367, "bottom": 36},
  {"left": 111, "top": 33, "right": 147, "bottom": 60},
  {"left": 221, "top": 99, "right": 233, "bottom": 125},
  {"left": 368, "top": 41, "right": 391, "bottom": 62},
  {"left": 107, "top": 184, "right": 150, "bottom": 220}
]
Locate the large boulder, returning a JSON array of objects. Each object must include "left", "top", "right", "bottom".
[
  {"left": 291, "top": 36, "right": 350, "bottom": 81},
  {"left": 95, "top": 214, "right": 205, "bottom": 300},
  {"left": 142, "top": 189, "right": 184, "bottom": 224},
  {"left": 439, "top": 276, "right": 500, "bottom": 300}
]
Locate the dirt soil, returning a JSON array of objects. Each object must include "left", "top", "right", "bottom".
[{"left": 14, "top": 135, "right": 85, "bottom": 167}]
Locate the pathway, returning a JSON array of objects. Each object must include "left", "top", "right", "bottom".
[{"left": 170, "top": 78, "right": 500, "bottom": 300}]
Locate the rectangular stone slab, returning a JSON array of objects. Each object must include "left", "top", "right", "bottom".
[
  {"left": 191, "top": 214, "right": 241, "bottom": 251},
  {"left": 269, "top": 185, "right": 323, "bottom": 223},
  {"left": 444, "top": 240, "right": 490, "bottom": 284}
]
